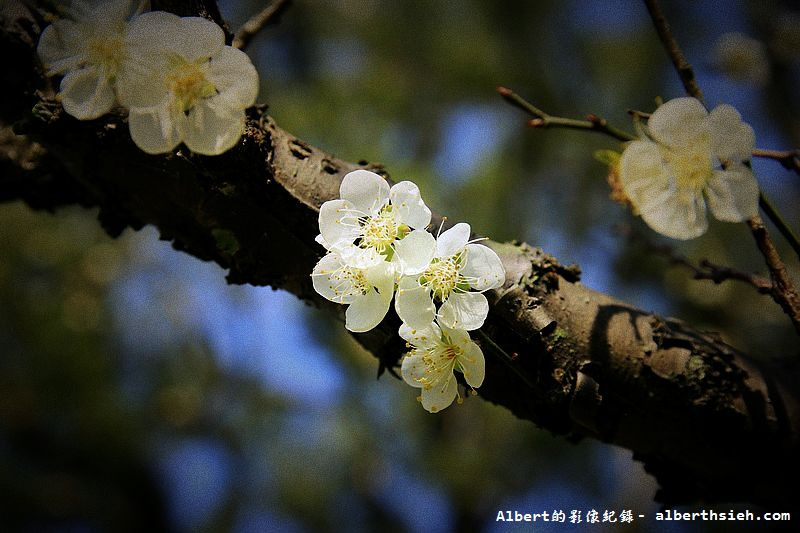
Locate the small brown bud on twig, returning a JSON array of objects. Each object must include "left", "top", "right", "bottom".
[{"left": 586, "top": 113, "right": 607, "bottom": 126}]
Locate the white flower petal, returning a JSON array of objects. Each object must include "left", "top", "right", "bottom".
[
  {"left": 436, "top": 222, "right": 470, "bottom": 258},
  {"left": 440, "top": 324, "right": 470, "bottom": 347},
  {"left": 420, "top": 374, "right": 458, "bottom": 413},
  {"left": 399, "top": 322, "right": 441, "bottom": 348},
  {"left": 128, "top": 105, "right": 182, "bottom": 154},
  {"left": 208, "top": 46, "right": 259, "bottom": 109},
  {"left": 37, "top": 20, "right": 85, "bottom": 75},
  {"left": 339, "top": 170, "right": 390, "bottom": 216},
  {"left": 311, "top": 252, "right": 357, "bottom": 304},
  {"left": 59, "top": 67, "right": 116, "bottom": 120},
  {"left": 639, "top": 186, "right": 709, "bottom": 240},
  {"left": 619, "top": 140, "right": 672, "bottom": 210},
  {"left": 119, "top": 14, "right": 180, "bottom": 108},
  {"left": 174, "top": 16, "right": 225, "bottom": 61},
  {"left": 439, "top": 291, "right": 489, "bottom": 331},
  {"left": 344, "top": 284, "right": 392, "bottom": 333},
  {"left": 394, "top": 230, "right": 435, "bottom": 276},
  {"left": 706, "top": 166, "right": 759, "bottom": 222},
  {"left": 709, "top": 104, "right": 755, "bottom": 163},
  {"left": 318, "top": 199, "right": 361, "bottom": 249},
  {"left": 126, "top": 10, "right": 181, "bottom": 47},
  {"left": 395, "top": 277, "right": 435, "bottom": 330},
  {"left": 102, "top": 0, "right": 142, "bottom": 24},
  {"left": 459, "top": 340, "right": 485, "bottom": 389},
  {"left": 339, "top": 244, "right": 384, "bottom": 269},
  {"left": 364, "top": 261, "right": 395, "bottom": 293},
  {"left": 116, "top": 53, "right": 169, "bottom": 108},
  {"left": 390, "top": 181, "right": 431, "bottom": 229},
  {"left": 647, "top": 97, "right": 709, "bottom": 148},
  {"left": 183, "top": 101, "right": 245, "bottom": 155},
  {"left": 401, "top": 351, "right": 428, "bottom": 388},
  {"left": 462, "top": 243, "right": 505, "bottom": 291}
]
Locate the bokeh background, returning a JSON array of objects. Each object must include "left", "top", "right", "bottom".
[{"left": 1, "top": 0, "right": 799, "bottom": 531}]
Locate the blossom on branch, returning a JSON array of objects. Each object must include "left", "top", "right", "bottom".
[
  {"left": 317, "top": 170, "right": 432, "bottom": 272},
  {"left": 311, "top": 170, "right": 499, "bottom": 409},
  {"left": 619, "top": 97, "right": 759, "bottom": 239},
  {"left": 400, "top": 321, "right": 485, "bottom": 413},
  {"left": 395, "top": 222, "right": 505, "bottom": 331},
  {"left": 117, "top": 12, "right": 258, "bottom": 155},
  {"left": 311, "top": 251, "right": 395, "bottom": 333},
  {"left": 37, "top": 0, "right": 144, "bottom": 119}
]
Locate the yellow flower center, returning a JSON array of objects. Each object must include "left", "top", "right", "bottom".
[
  {"left": 87, "top": 35, "right": 125, "bottom": 79},
  {"left": 417, "top": 342, "right": 461, "bottom": 388},
  {"left": 167, "top": 58, "right": 217, "bottom": 113},
  {"left": 349, "top": 268, "right": 370, "bottom": 296},
  {"left": 662, "top": 134, "right": 713, "bottom": 195},
  {"left": 360, "top": 207, "right": 398, "bottom": 254},
  {"left": 420, "top": 256, "right": 461, "bottom": 301}
]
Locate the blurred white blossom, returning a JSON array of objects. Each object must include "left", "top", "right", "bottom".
[
  {"left": 619, "top": 97, "right": 759, "bottom": 240},
  {"left": 37, "top": 0, "right": 144, "bottom": 119},
  {"left": 117, "top": 12, "right": 258, "bottom": 155},
  {"left": 712, "top": 32, "right": 770, "bottom": 86}
]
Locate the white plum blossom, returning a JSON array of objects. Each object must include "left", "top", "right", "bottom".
[
  {"left": 311, "top": 170, "right": 500, "bottom": 408},
  {"left": 311, "top": 250, "right": 395, "bottom": 333},
  {"left": 117, "top": 12, "right": 258, "bottom": 155},
  {"left": 395, "top": 222, "right": 505, "bottom": 331},
  {"left": 619, "top": 97, "right": 759, "bottom": 240},
  {"left": 318, "top": 170, "right": 433, "bottom": 273},
  {"left": 400, "top": 321, "right": 485, "bottom": 413},
  {"left": 37, "top": 0, "right": 144, "bottom": 119}
]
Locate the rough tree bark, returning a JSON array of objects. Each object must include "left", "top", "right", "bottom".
[{"left": 2, "top": 0, "right": 799, "bottom": 511}]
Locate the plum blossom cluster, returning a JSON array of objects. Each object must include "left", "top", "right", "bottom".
[
  {"left": 312, "top": 170, "right": 505, "bottom": 412},
  {"left": 618, "top": 97, "right": 759, "bottom": 240},
  {"left": 37, "top": 0, "right": 258, "bottom": 156}
]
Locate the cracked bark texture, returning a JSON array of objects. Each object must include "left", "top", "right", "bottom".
[{"left": 2, "top": 0, "right": 799, "bottom": 511}]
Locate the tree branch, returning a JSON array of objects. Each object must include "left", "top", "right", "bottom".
[
  {"left": 232, "top": 0, "right": 291, "bottom": 51},
  {"left": 642, "top": 0, "right": 705, "bottom": 103},
  {"left": 747, "top": 215, "right": 800, "bottom": 335},
  {"left": 753, "top": 148, "right": 800, "bottom": 175},
  {"left": 759, "top": 191, "right": 800, "bottom": 261},
  {"left": 620, "top": 224, "right": 774, "bottom": 294},
  {"left": 496, "top": 86, "right": 635, "bottom": 142},
  {"left": 2, "top": 1, "right": 800, "bottom": 511}
]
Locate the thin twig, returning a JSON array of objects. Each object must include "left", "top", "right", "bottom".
[
  {"left": 496, "top": 86, "right": 635, "bottom": 142},
  {"left": 747, "top": 216, "right": 800, "bottom": 335},
  {"left": 642, "top": 0, "right": 705, "bottom": 104},
  {"left": 759, "top": 192, "right": 800, "bottom": 260},
  {"left": 753, "top": 148, "right": 800, "bottom": 175},
  {"left": 232, "top": 0, "right": 291, "bottom": 51},
  {"left": 627, "top": 109, "right": 652, "bottom": 120},
  {"left": 621, "top": 224, "right": 773, "bottom": 294}
]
